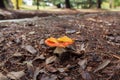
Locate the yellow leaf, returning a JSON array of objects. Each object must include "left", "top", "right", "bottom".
[{"left": 57, "top": 36, "right": 73, "bottom": 43}]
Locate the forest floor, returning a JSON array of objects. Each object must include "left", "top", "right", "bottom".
[{"left": 0, "top": 10, "right": 120, "bottom": 80}]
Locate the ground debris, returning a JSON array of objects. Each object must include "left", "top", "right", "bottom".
[
  {"left": 7, "top": 70, "right": 25, "bottom": 80},
  {"left": 25, "top": 45, "right": 37, "bottom": 54},
  {"left": 94, "top": 60, "right": 111, "bottom": 73},
  {"left": 45, "top": 56, "right": 58, "bottom": 64},
  {"left": 0, "top": 12, "right": 120, "bottom": 80}
]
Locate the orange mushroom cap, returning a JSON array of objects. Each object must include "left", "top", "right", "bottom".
[
  {"left": 45, "top": 36, "right": 74, "bottom": 47},
  {"left": 45, "top": 37, "right": 59, "bottom": 47}
]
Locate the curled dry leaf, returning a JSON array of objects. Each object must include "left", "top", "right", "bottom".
[
  {"left": 34, "top": 54, "right": 45, "bottom": 60},
  {"left": 33, "top": 68, "right": 40, "bottom": 80},
  {"left": 25, "top": 45, "right": 37, "bottom": 54},
  {"left": 46, "top": 56, "right": 57, "bottom": 64},
  {"left": 0, "top": 32, "right": 3, "bottom": 37},
  {"left": 13, "top": 53, "right": 22, "bottom": 57},
  {"left": 14, "top": 38, "right": 21, "bottom": 44},
  {"left": 24, "top": 60, "right": 34, "bottom": 77},
  {"left": 46, "top": 65, "right": 58, "bottom": 73},
  {"left": 29, "top": 31, "right": 35, "bottom": 35},
  {"left": 41, "top": 74, "right": 57, "bottom": 80},
  {"left": 0, "top": 37, "right": 4, "bottom": 43},
  {"left": 0, "top": 62, "right": 5, "bottom": 67},
  {"left": 21, "top": 35, "right": 26, "bottom": 40},
  {"left": 115, "top": 36, "right": 120, "bottom": 43},
  {"left": 81, "top": 71, "right": 92, "bottom": 80},
  {"left": 39, "top": 39, "right": 45, "bottom": 45},
  {"left": 75, "top": 43, "right": 87, "bottom": 55},
  {"left": 86, "top": 18, "right": 96, "bottom": 22},
  {"left": 65, "top": 29, "right": 76, "bottom": 34},
  {"left": 33, "top": 68, "right": 46, "bottom": 80},
  {"left": 0, "top": 73, "right": 8, "bottom": 80},
  {"left": 80, "top": 43, "right": 85, "bottom": 51},
  {"left": 63, "top": 76, "right": 73, "bottom": 80},
  {"left": 78, "top": 59, "right": 88, "bottom": 70},
  {"left": 7, "top": 70, "right": 25, "bottom": 80},
  {"left": 94, "top": 60, "right": 111, "bottom": 73},
  {"left": 57, "top": 68, "right": 66, "bottom": 73}
]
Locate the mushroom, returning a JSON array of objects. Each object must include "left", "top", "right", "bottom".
[{"left": 45, "top": 36, "right": 74, "bottom": 55}]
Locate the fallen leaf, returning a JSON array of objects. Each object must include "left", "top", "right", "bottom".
[
  {"left": 78, "top": 59, "right": 88, "bottom": 70},
  {"left": 80, "top": 43, "right": 85, "bottom": 51},
  {"left": 40, "top": 39, "right": 45, "bottom": 45},
  {"left": 57, "top": 68, "right": 66, "bottom": 73},
  {"left": 0, "top": 73, "right": 8, "bottom": 80},
  {"left": 81, "top": 71, "right": 92, "bottom": 80},
  {"left": 94, "top": 60, "right": 111, "bottom": 73},
  {"left": 0, "top": 37, "right": 4, "bottom": 43},
  {"left": 21, "top": 35, "right": 26, "bottom": 40},
  {"left": 25, "top": 45, "right": 37, "bottom": 54},
  {"left": 86, "top": 18, "right": 96, "bottom": 22},
  {"left": 41, "top": 74, "right": 57, "bottom": 80},
  {"left": 65, "top": 29, "right": 76, "bottom": 34},
  {"left": 53, "top": 47, "right": 66, "bottom": 55},
  {"left": 76, "top": 31, "right": 81, "bottom": 35},
  {"left": 13, "top": 53, "right": 22, "bottom": 57},
  {"left": 46, "top": 56, "right": 57, "bottom": 64},
  {"left": 29, "top": 31, "right": 35, "bottom": 34},
  {"left": 0, "top": 32, "right": 3, "bottom": 37},
  {"left": 24, "top": 60, "right": 34, "bottom": 77},
  {"left": 14, "top": 38, "right": 21, "bottom": 44},
  {"left": 115, "top": 36, "right": 120, "bottom": 43},
  {"left": 46, "top": 65, "right": 58, "bottom": 73},
  {"left": 7, "top": 70, "right": 25, "bottom": 79},
  {"left": 33, "top": 68, "right": 46, "bottom": 80},
  {"left": 63, "top": 76, "right": 73, "bottom": 80},
  {"left": 34, "top": 54, "right": 45, "bottom": 60}
]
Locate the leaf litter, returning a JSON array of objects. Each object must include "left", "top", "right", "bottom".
[{"left": 0, "top": 12, "right": 120, "bottom": 80}]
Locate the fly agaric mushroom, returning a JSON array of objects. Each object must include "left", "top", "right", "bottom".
[{"left": 45, "top": 36, "right": 74, "bottom": 55}]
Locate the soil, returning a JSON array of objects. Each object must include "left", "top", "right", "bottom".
[{"left": 0, "top": 10, "right": 120, "bottom": 80}]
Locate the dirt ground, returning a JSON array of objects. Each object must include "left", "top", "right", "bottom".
[{"left": 0, "top": 11, "right": 120, "bottom": 80}]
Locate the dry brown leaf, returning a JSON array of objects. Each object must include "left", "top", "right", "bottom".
[
  {"left": 33, "top": 54, "right": 45, "bottom": 60},
  {"left": 46, "top": 56, "right": 57, "bottom": 64},
  {"left": 57, "top": 68, "right": 66, "bottom": 73},
  {"left": 78, "top": 59, "right": 88, "bottom": 70},
  {"left": 41, "top": 74, "right": 57, "bottom": 80},
  {"left": 94, "top": 60, "right": 111, "bottom": 73},
  {"left": 7, "top": 70, "right": 25, "bottom": 79},
  {"left": 29, "top": 31, "right": 35, "bottom": 35},
  {"left": 13, "top": 53, "right": 22, "bottom": 57},
  {"left": 46, "top": 65, "right": 58, "bottom": 73},
  {"left": 0, "top": 73, "right": 8, "bottom": 80},
  {"left": 81, "top": 71, "right": 92, "bottom": 80},
  {"left": 25, "top": 45, "right": 37, "bottom": 54},
  {"left": 80, "top": 43, "right": 85, "bottom": 51},
  {"left": 33, "top": 68, "right": 46, "bottom": 80},
  {"left": 39, "top": 39, "right": 44, "bottom": 45},
  {"left": 24, "top": 60, "right": 34, "bottom": 77},
  {"left": 86, "top": 18, "right": 96, "bottom": 22}
]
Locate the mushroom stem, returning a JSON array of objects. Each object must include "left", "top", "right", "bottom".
[{"left": 53, "top": 47, "right": 66, "bottom": 55}]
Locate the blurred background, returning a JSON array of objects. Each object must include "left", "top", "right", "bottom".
[{"left": 0, "top": 0, "right": 120, "bottom": 11}]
